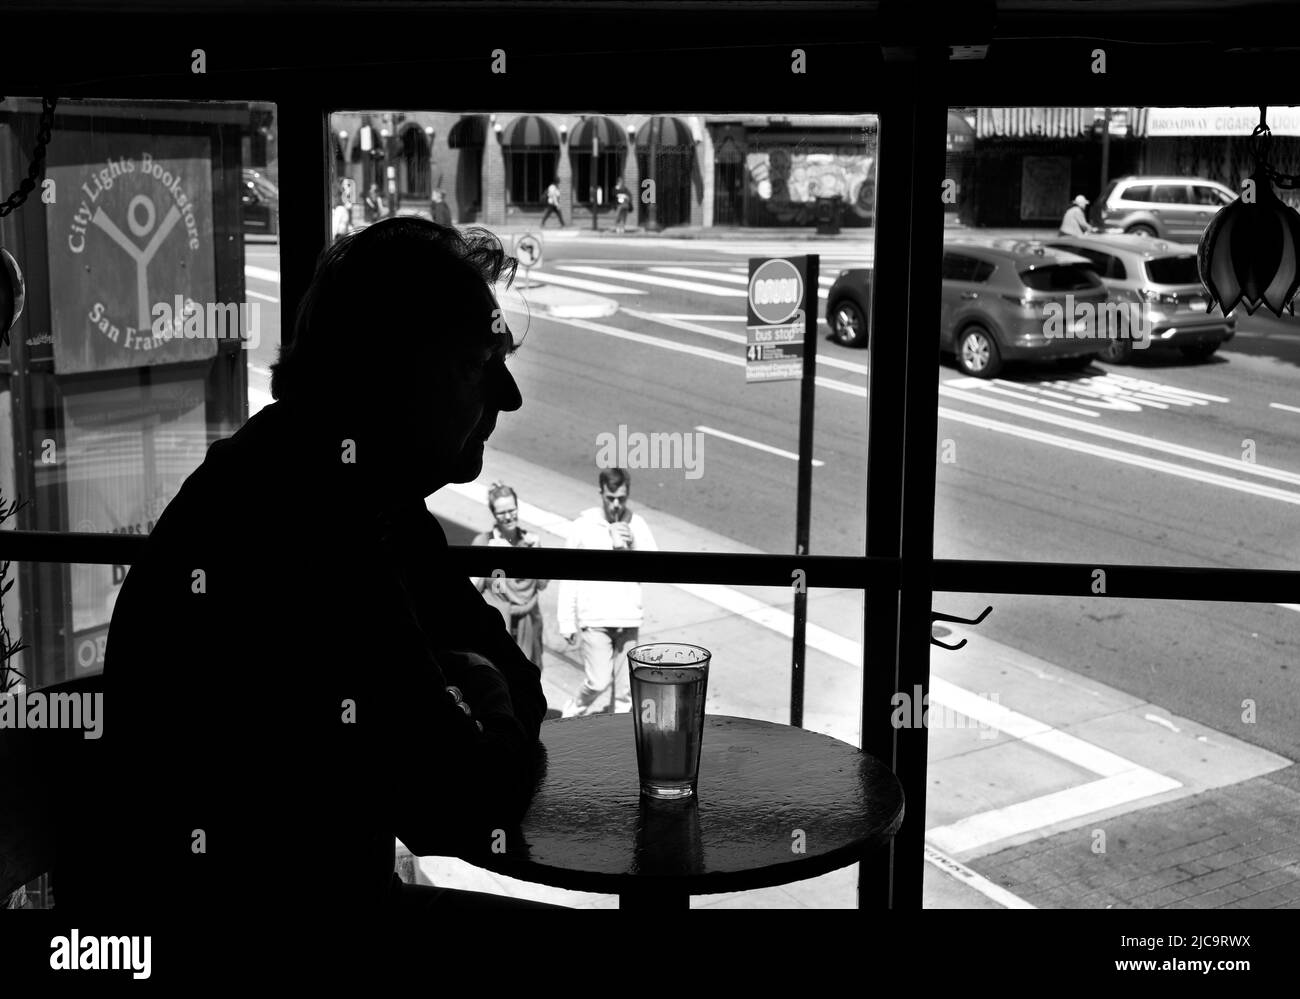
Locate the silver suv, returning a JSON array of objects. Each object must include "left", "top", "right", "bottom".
[
  {"left": 1098, "top": 176, "right": 1236, "bottom": 242},
  {"left": 1045, "top": 233, "right": 1235, "bottom": 363}
]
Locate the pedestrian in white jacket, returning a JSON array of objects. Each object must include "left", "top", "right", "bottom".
[{"left": 557, "top": 468, "right": 657, "bottom": 716}]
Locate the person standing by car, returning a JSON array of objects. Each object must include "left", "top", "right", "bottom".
[
  {"left": 430, "top": 188, "right": 453, "bottom": 227},
  {"left": 471, "top": 481, "right": 547, "bottom": 668},
  {"left": 613, "top": 179, "right": 632, "bottom": 234},
  {"left": 1059, "top": 194, "right": 1098, "bottom": 236},
  {"left": 540, "top": 179, "right": 566, "bottom": 228}
]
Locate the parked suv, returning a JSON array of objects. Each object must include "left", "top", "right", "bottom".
[
  {"left": 1098, "top": 176, "right": 1236, "bottom": 242},
  {"left": 938, "top": 237, "right": 1112, "bottom": 378},
  {"left": 1046, "top": 233, "right": 1235, "bottom": 363}
]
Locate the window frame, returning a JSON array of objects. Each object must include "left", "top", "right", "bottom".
[{"left": 2, "top": 3, "right": 1300, "bottom": 917}]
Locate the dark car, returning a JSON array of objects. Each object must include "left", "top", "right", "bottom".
[
  {"left": 241, "top": 168, "right": 279, "bottom": 236},
  {"left": 825, "top": 237, "right": 1114, "bottom": 378},
  {"left": 825, "top": 268, "right": 872, "bottom": 348}
]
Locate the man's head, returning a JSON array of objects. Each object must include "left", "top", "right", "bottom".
[
  {"left": 1073, "top": 194, "right": 1089, "bottom": 209},
  {"left": 271, "top": 218, "right": 523, "bottom": 496},
  {"left": 431, "top": 189, "right": 444, "bottom": 203},
  {"left": 598, "top": 467, "right": 630, "bottom": 522}
]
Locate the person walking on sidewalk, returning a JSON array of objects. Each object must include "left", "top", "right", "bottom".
[
  {"left": 556, "top": 467, "right": 657, "bottom": 716},
  {"left": 471, "top": 481, "right": 548, "bottom": 667},
  {"left": 540, "top": 179, "right": 566, "bottom": 228},
  {"left": 613, "top": 179, "right": 632, "bottom": 234}
]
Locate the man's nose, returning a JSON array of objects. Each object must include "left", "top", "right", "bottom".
[{"left": 491, "top": 360, "right": 523, "bottom": 413}]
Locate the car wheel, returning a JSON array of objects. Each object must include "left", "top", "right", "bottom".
[
  {"left": 829, "top": 299, "right": 869, "bottom": 348},
  {"left": 956, "top": 325, "right": 1002, "bottom": 378},
  {"left": 1099, "top": 337, "right": 1134, "bottom": 364},
  {"left": 1180, "top": 342, "right": 1220, "bottom": 362},
  {"left": 1126, "top": 224, "right": 1157, "bottom": 238}
]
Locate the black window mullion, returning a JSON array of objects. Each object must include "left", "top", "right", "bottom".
[{"left": 277, "top": 100, "right": 331, "bottom": 348}]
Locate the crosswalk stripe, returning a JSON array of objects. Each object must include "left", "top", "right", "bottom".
[
  {"left": 559, "top": 265, "right": 746, "bottom": 297},
  {"left": 654, "top": 265, "right": 836, "bottom": 290},
  {"left": 523, "top": 269, "right": 646, "bottom": 295}
]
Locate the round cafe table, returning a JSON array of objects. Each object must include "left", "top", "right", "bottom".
[{"left": 460, "top": 714, "right": 905, "bottom": 909}]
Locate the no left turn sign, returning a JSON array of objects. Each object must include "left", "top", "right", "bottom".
[{"left": 514, "top": 233, "right": 543, "bottom": 269}]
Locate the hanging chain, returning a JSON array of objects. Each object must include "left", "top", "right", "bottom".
[{"left": 0, "top": 96, "right": 58, "bottom": 218}]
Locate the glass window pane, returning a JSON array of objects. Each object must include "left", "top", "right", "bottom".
[
  {"left": 329, "top": 111, "right": 877, "bottom": 557},
  {"left": 927, "top": 592, "right": 1298, "bottom": 908},
  {"left": 0, "top": 99, "right": 279, "bottom": 689},
  {"left": 937, "top": 106, "right": 1285, "bottom": 569}
]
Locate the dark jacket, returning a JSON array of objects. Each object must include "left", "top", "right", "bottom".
[{"left": 57, "top": 400, "right": 546, "bottom": 927}]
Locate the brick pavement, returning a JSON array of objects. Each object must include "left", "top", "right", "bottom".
[{"left": 969, "top": 763, "right": 1300, "bottom": 908}]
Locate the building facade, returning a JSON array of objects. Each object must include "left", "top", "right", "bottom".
[{"left": 332, "top": 111, "right": 880, "bottom": 230}]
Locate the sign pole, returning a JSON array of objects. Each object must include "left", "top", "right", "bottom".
[{"left": 790, "top": 254, "right": 818, "bottom": 728}]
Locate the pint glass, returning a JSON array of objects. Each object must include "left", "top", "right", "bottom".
[{"left": 628, "top": 643, "right": 711, "bottom": 800}]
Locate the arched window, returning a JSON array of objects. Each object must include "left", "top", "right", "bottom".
[
  {"left": 501, "top": 115, "right": 560, "bottom": 206},
  {"left": 569, "top": 116, "right": 628, "bottom": 207},
  {"left": 398, "top": 125, "right": 431, "bottom": 199}
]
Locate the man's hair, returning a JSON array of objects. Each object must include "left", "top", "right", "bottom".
[
  {"left": 599, "top": 467, "right": 629, "bottom": 493},
  {"left": 271, "top": 218, "right": 516, "bottom": 403}
]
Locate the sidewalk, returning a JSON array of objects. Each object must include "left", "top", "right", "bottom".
[{"left": 412, "top": 448, "right": 1298, "bottom": 909}]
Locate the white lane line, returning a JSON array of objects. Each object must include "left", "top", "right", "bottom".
[
  {"left": 653, "top": 266, "right": 837, "bottom": 289},
  {"left": 1270, "top": 402, "right": 1300, "bottom": 415},
  {"left": 656, "top": 314, "right": 748, "bottom": 322},
  {"left": 695, "top": 425, "right": 826, "bottom": 466},
  {"left": 927, "top": 771, "right": 1183, "bottom": 856},
  {"left": 924, "top": 845, "right": 1037, "bottom": 909},
  {"left": 244, "top": 265, "right": 281, "bottom": 283},
  {"left": 1103, "top": 373, "right": 1229, "bottom": 403},
  {"left": 524, "top": 269, "right": 646, "bottom": 295},
  {"left": 982, "top": 383, "right": 1100, "bottom": 417},
  {"left": 245, "top": 289, "right": 279, "bottom": 304},
  {"left": 560, "top": 265, "right": 747, "bottom": 297},
  {"left": 622, "top": 308, "right": 870, "bottom": 378},
  {"left": 939, "top": 403, "right": 1300, "bottom": 505},
  {"left": 941, "top": 385, "right": 1300, "bottom": 487},
  {"left": 538, "top": 307, "right": 867, "bottom": 395}
]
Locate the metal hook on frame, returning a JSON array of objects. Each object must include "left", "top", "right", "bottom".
[{"left": 930, "top": 605, "right": 992, "bottom": 651}]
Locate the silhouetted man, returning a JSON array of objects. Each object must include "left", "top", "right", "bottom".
[{"left": 59, "top": 219, "right": 555, "bottom": 952}]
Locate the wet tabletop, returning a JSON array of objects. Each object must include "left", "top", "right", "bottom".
[{"left": 462, "top": 714, "right": 905, "bottom": 896}]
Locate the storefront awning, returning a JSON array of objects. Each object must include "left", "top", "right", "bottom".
[
  {"left": 634, "top": 116, "right": 695, "bottom": 150},
  {"left": 976, "top": 108, "right": 1095, "bottom": 139},
  {"left": 500, "top": 114, "right": 560, "bottom": 148},
  {"left": 571, "top": 115, "right": 628, "bottom": 149}
]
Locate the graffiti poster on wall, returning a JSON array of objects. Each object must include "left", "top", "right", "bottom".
[{"left": 746, "top": 146, "right": 875, "bottom": 225}]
